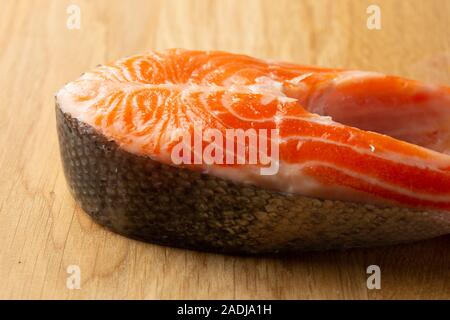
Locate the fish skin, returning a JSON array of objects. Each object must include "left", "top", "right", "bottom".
[{"left": 56, "top": 107, "right": 450, "bottom": 253}]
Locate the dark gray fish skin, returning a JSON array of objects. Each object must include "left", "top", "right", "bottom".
[{"left": 56, "top": 105, "right": 450, "bottom": 254}]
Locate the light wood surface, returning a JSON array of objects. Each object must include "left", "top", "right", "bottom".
[{"left": 0, "top": 0, "right": 449, "bottom": 300}]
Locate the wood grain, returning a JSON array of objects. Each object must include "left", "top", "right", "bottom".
[{"left": 0, "top": 0, "right": 449, "bottom": 299}]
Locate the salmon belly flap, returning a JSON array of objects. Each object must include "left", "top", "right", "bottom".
[{"left": 56, "top": 49, "right": 450, "bottom": 253}]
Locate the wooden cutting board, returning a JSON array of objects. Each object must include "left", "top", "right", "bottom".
[{"left": 0, "top": 0, "right": 448, "bottom": 299}]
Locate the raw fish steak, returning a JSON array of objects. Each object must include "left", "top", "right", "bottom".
[{"left": 56, "top": 49, "right": 450, "bottom": 253}]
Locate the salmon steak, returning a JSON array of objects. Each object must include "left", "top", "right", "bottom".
[{"left": 56, "top": 49, "right": 450, "bottom": 253}]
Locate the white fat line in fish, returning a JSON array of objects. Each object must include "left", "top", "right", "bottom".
[
  {"left": 195, "top": 64, "right": 227, "bottom": 84},
  {"left": 276, "top": 115, "right": 337, "bottom": 125},
  {"left": 292, "top": 160, "right": 450, "bottom": 202},
  {"left": 150, "top": 51, "right": 167, "bottom": 63},
  {"left": 129, "top": 93, "right": 148, "bottom": 131},
  {"left": 222, "top": 74, "right": 249, "bottom": 86},
  {"left": 130, "top": 59, "right": 143, "bottom": 82},
  {"left": 286, "top": 73, "right": 314, "bottom": 85},
  {"left": 332, "top": 71, "right": 386, "bottom": 85},
  {"left": 100, "top": 65, "right": 129, "bottom": 83},
  {"left": 130, "top": 92, "right": 173, "bottom": 150},
  {"left": 137, "top": 55, "right": 170, "bottom": 82},
  {"left": 101, "top": 67, "right": 126, "bottom": 83},
  {"left": 281, "top": 136, "right": 450, "bottom": 172},
  {"left": 106, "top": 92, "right": 127, "bottom": 133},
  {"left": 116, "top": 62, "right": 134, "bottom": 82}
]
